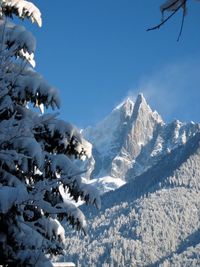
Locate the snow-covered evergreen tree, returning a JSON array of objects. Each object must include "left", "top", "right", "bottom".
[{"left": 0, "top": 1, "right": 100, "bottom": 266}]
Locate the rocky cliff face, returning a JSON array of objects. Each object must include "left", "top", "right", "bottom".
[{"left": 84, "top": 94, "right": 200, "bottom": 181}]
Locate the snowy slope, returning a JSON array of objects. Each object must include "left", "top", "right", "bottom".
[
  {"left": 84, "top": 97, "right": 135, "bottom": 178},
  {"left": 82, "top": 176, "right": 126, "bottom": 195},
  {"left": 63, "top": 132, "right": 200, "bottom": 266},
  {"left": 59, "top": 94, "right": 200, "bottom": 266}
]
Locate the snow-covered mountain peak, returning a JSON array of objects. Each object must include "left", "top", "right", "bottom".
[
  {"left": 83, "top": 104, "right": 123, "bottom": 156},
  {"left": 114, "top": 97, "right": 134, "bottom": 119},
  {"left": 84, "top": 97, "right": 134, "bottom": 156},
  {"left": 132, "top": 93, "right": 163, "bottom": 124},
  {"left": 121, "top": 97, "right": 134, "bottom": 118},
  {"left": 134, "top": 92, "right": 145, "bottom": 104},
  {"left": 132, "top": 93, "right": 148, "bottom": 113},
  {"left": 84, "top": 94, "right": 165, "bottom": 180},
  {"left": 83, "top": 93, "right": 200, "bottom": 183},
  {"left": 115, "top": 96, "right": 133, "bottom": 109},
  {"left": 66, "top": 96, "right": 200, "bottom": 267}
]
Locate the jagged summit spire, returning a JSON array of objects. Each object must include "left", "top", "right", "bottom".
[
  {"left": 131, "top": 93, "right": 150, "bottom": 119},
  {"left": 135, "top": 93, "right": 148, "bottom": 106},
  {"left": 124, "top": 96, "right": 134, "bottom": 103},
  {"left": 131, "top": 93, "right": 163, "bottom": 124},
  {"left": 115, "top": 96, "right": 134, "bottom": 110},
  {"left": 116, "top": 93, "right": 146, "bottom": 111},
  {"left": 121, "top": 97, "right": 134, "bottom": 118},
  {"left": 112, "top": 93, "right": 163, "bottom": 125},
  {"left": 113, "top": 93, "right": 163, "bottom": 123},
  {"left": 135, "top": 93, "right": 145, "bottom": 104}
]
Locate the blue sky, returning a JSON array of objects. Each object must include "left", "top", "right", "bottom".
[{"left": 28, "top": 1, "right": 200, "bottom": 127}]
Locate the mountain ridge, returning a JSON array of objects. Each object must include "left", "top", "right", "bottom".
[
  {"left": 62, "top": 94, "right": 200, "bottom": 266},
  {"left": 84, "top": 94, "right": 200, "bottom": 183},
  {"left": 82, "top": 131, "right": 200, "bottom": 214}
]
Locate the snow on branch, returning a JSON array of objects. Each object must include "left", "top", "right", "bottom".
[
  {"left": 34, "top": 198, "right": 88, "bottom": 234},
  {"left": 0, "top": 0, "right": 100, "bottom": 265},
  {"left": 0, "top": 20, "right": 36, "bottom": 66},
  {"left": 0, "top": 185, "right": 28, "bottom": 213},
  {"left": 44, "top": 153, "right": 101, "bottom": 208},
  {"left": 1, "top": 21, "right": 36, "bottom": 53},
  {"left": 39, "top": 119, "right": 92, "bottom": 159},
  {"left": 12, "top": 137, "right": 44, "bottom": 170},
  {"left": 1, "top": 0, "right": 42, "bottom": 27},
  {"left": 4, "top": 64, "right": 60, "bottom": 109}
]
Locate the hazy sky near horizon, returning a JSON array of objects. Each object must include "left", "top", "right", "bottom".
[{"left": 28, "top": 1, "right": 200, "bottom": 127}]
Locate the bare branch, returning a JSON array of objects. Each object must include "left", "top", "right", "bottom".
[
  {"left": 161, "top": 0, "right": 181, "bottom": 13},
  {"left": 147, "top": 0, "right": 187, "bottom": 33},
  {"left": 177, "top": 5, "right": 186, "bottom": 41}
]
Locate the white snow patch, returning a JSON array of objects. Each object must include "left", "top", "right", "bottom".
[{"left": 82, "top": 176, "right": 126, "bottom": 195}]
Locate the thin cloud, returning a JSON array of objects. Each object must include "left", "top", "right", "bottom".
[{"left": 135, "top": 57, "right": 200, "bottom": 122}]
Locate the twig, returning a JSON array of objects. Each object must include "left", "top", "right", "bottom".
[
  {"left": 177, "top": 5, "right": 186, "bottom": 41},
  {"left": 161, "top": 0, "right": 180, "bottom": 13},
  {"left": 147, "top": 0, "right": 187, "bottom": 32}
]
